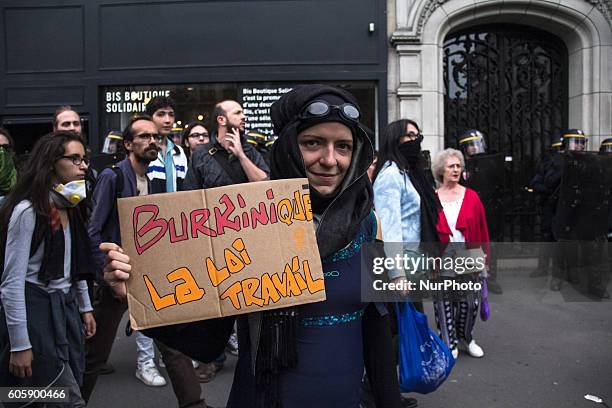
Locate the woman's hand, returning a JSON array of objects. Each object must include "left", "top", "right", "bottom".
[
  {"left": 100, "top": 242, "right": 131, "bottom": 299},
  {"left": 82, "top": 312, "right": 96, "bottom": 339},
  {"left": 390, "top": 276, "right": 411, "bottom": 297},
  {"left": 9, "top": 349, "right": 33, "bottom": 378}
]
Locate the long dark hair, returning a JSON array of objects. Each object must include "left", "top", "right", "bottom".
[
  {"left": 372, "top": 118, "right": 420, "bottom": 181},
  {"left": 0, "top": 131, "right": 88, "bottom": 228},
  {"left": 372, "top": 119, "right": 441, "bottom": 243}
]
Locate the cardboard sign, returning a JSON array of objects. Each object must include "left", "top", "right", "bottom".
[{"left": 118, "top": 178, "right": 326, "bottom": 330}]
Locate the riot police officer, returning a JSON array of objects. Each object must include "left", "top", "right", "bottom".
[
  {"left": 546, "top": 129, "right": 610, "bottom": 298},
  {"left": 529, "top": 138, "right": 563, "bottom": 277},
  {"left": 562, "top": 129, "right": 587, "bottom": 151},
  {"left": 245, "top": 131, "right": 276, "bottom": 166},
  {"left": 458, "top": 129, "right": 504, "bottom": 294}
]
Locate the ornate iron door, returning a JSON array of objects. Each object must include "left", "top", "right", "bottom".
[{"left": 443, "top": 24, "right": 568, "bottom": 241}]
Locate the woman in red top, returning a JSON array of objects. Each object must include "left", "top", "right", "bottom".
[{"left": 431, "top": 148, "right": 490, "bottom": 359}]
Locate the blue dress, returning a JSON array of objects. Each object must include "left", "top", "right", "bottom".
[{"left": 227, "top": 211, "right": 376, "bottom": 408}]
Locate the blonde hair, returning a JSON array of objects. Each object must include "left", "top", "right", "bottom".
[{"left": 432, "top": 148, "right": 465, "bottom": 183}]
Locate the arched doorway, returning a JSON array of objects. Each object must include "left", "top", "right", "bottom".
[{"left": 443, "top": 24, "right": 568, "bottom": 241}]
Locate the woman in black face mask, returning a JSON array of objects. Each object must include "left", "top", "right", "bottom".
[
  {"left": 371, "top": 119, "right": 441, "bottom": 408},
  {"left": 372, "top": 119, "right": 441, "bottom": 254}
]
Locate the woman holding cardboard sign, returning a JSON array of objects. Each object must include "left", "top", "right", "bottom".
[
  {"left": 230, "top": 85, "right": 400, "bottom": 408},
  {"left": 432, "top": 148, "right": 491, "bottom": 359},
  {"left": 102, "top": 85, "right": 399, "bottom": 408}
]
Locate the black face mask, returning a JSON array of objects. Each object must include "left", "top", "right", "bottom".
[{"left": 398, "top": 135, "right": 423, "bottom": 164}]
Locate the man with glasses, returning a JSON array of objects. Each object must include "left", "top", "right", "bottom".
[
  {"left": 144, "top": 96, "right": 214, "bottom": 405},
  {"left": 0, "top": 127, "right": 17, "bottom": 204},
  {"left": 145, "top": 96, "right": 188, "bottom": 193},
  {"left": 82, "top": 116, "right": 171, "bottom": 402}
]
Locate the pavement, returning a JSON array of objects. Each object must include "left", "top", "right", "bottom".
[{"left": 88, "top": 261, "right": 612, "bottom": 408}]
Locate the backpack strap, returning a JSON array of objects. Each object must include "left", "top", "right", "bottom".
[
  {"left": 208, "top": 146, "right": 248, "bottom": 184},
  {"left": 110, "top": 165, "right": 124, "bottom": 199},
  {"left": 97, "top": 165, "right": 124, "bottom": 234}
]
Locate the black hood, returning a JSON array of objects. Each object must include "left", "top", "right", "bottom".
[{"left": 270, "top": 84, "right": 373, "bottom": 259}]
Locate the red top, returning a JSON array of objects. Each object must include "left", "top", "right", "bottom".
[{"left": 436, "top": 187, "right": 490, "bottom": 257}]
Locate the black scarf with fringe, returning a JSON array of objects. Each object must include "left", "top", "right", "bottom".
[
  {"left": 32, "top": 193, "right": 95, "bottom": 284},
  {"left": 398, "top": 138, "right": 441, "bottom": 244}
]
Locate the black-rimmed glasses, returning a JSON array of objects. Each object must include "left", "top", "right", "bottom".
[
  {"left": 135, "top": 133, "right": 163, "bottom": 142},
  {"left": 188, "top": 132, "right": 209, "bottom": 139},
  {"left": 404, "top": 132, "right": 422, "bottom": 141},
  {"left": 59, "top": 155, "right": 89, "bottom": 166}
]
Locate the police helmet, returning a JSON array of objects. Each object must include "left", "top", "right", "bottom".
[
  {"left": 561, "top": 129, "right": 587, "bottom": 152},
  {"left": 599, "top": 137, "right": 612, "bottom": 154},
  {"left": 458, "top": 129, "right": 487, "bottom": 156},
  {"left": 101, "top": 131, "right": 123, "bottom": 154},
  {"left": 245, "top": 132, "right": 277, "bottom": 150},
  {"left": 169, "top": 126, "right": 184, "bottom": 146}
]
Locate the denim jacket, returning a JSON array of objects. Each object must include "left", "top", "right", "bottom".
[{"left": 372, "top": 161, "right": 421, "bottom": 279}]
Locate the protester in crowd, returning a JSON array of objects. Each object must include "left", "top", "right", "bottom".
[
  {"left": 52, "top": 106, "right": 103, "bottom": 207},
  {"left": 143, "top": 96, "right": 209, "bottom": 404},
  {"left": 0, "top": 132, "right": 96, "bottom": 407},
  {"left": 372, "top": 119, "right": 441, "bottom": 265},
  {"left": 184, "top": 99, "right": 268, "bottom": 188},
  {"left": 182, "top": 121, "right": 210, "bottom": 160},
  {"left": 230, "top": 84, "right": 404, "bottom": 408},
  {"left": 53, "top": 106, "right": 82, "bottom": 135},
  {"left": 0, "top": 128, "right": 17, "bottom": 204},
  {"left": 184, "top": 100, "right": 268, "bottom": 383},
  {"left": 432, "top": 148, "right": 490, "bottom": 359},
  {"left": 81, "top": 116, "right": 170, "bottom": 402},
  {"left": 100, "top": 85, "right": 401, "bottom": 408},
  {"left": 145, "top": 96, "right": 188, "bottom": 193},
  {"left": 371, "top": 119, "right": 442, "bottom": 408}
]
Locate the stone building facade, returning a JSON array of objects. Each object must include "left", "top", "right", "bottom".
[{"left": 387, "top": 0, "right": 612, "bottom": 153}]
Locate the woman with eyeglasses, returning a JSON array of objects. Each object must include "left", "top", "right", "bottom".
[
  {"left": 0, "top": 132, "right": 96, "bottom": 407},
  {"left": 182, "top": 121, "right": 210, "bottom": 161},
  {"left": 372, "top": 119, "right": 441, "bottom": 260},
  {"left": 370, "top": 119, "right": 441, "bottom": 408},
  {"left": 100, "top": 85, "right": 401, "bottom": 408}
]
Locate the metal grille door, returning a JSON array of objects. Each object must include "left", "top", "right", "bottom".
[{"left": 443, "top": 24, "right": 568, "bottom": 241}]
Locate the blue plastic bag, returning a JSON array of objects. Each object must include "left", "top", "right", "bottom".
[{"left": 396, "top": 301, "right": 455, "bottom": 394}]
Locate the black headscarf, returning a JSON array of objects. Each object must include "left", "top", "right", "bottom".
[
  {"left": 269, "top": 84, "right": 374, "bottom": 259},
  {"left": 373, "top": 119, "right": 440, "bottom": 244},
  {"left": 255, "top": 85, "right": 374, "bottom": 408},
  {"left": 398, "top": 136, "right": 441, "bottom": 244}
]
